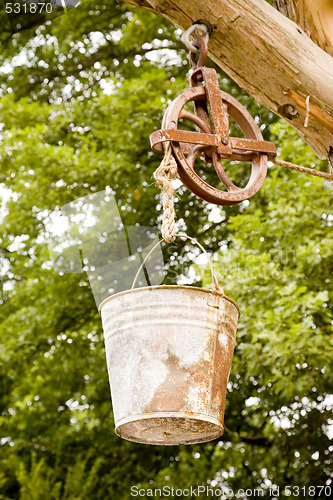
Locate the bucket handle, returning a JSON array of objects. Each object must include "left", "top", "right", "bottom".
[{"left": 131, "top": 233, "right": 224, "bottom": 294}]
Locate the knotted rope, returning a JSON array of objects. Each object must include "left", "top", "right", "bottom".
[{"left": 153, "top": 142, "right": 178, "bottom": 243}]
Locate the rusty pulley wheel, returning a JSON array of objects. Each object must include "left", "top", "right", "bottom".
[{"left": 150, "top": 37, "right": 276, "bottom": 206}]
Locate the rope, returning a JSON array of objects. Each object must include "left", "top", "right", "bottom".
[
  {"left": 304, "top": 95, "right": 310, "bottom": 128},
  {"left": 152, "top": 147, "right": 332, "bottom": 242},
  {"left": 153, "top": 142, "right": 178, "bottom": 243},
  {"left": 273, "top": 158, "right": 333, "bottom": 181}
]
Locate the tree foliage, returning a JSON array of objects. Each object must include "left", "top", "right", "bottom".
[{"left": 0, "top": 1, "right": 332, "bottom": 498}]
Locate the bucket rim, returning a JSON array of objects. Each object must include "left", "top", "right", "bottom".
[
  {"left": 114, "top": 411, "right": 224, "bottom": 445},
  {"left": 98, "top": 284, "right": 240, "bottom": 317}
]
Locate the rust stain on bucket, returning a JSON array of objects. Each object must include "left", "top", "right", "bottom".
[{"left": 99, "top": 285, "right": 240, "bottom": 445}]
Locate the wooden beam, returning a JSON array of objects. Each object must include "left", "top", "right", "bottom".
[{"left": 126, "top": 0, "right": 333, "bottom": 159}]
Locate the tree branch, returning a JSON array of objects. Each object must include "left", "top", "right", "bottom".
[
  {"left": 125, "top": 0, "right": 333, "bottom": 160},
  {"left": 224, "top": 424, "right": 272, "bottom": 447},
  {"left": 273, "top": 0, "right": 333, "bottom": 57}
]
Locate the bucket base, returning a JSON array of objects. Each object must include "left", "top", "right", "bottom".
[{"left": 115, "top": 412, "right": 224, "bottom": 445}]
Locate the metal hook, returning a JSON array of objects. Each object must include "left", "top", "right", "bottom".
[
  {"left": 182, "top": 23, "right": 210, "bottom": 53},
  {"left": 189, "top": 36, "right": 208, "bottom": 69}
]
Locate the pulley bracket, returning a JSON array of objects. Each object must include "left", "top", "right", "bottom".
[{"left": 150, "top": 30, "right": 277, "bottom": 206}]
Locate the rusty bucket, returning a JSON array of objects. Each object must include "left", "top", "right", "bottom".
[{"left": 99, "top": 234, "right": 240, "bottom": 445}]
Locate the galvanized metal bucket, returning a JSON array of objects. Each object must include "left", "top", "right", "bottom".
[{"left": 99, "top": 234, "right": 240, "bottom": 445}]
